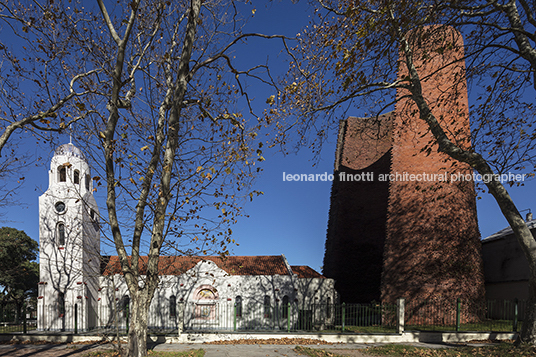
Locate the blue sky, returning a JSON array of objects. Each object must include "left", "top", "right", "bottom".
[{"left": 1, "top": 1, "right": 535, "bottom": 274}]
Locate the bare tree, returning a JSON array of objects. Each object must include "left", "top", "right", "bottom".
[
  {"left": 1, "top": 0, "right": 285, "bottom": 355},
  {"left": 0, "top": 149, "right": 26, "bottom": 220},
  {"left": 276, "top": 0, "right": 536, "bottom": 344}
]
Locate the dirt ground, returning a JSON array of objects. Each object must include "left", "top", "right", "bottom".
[
  {"left": 311, "top": 348, "right": 378, "bottom": 357},
  {"left": 0, "top": 344, "right": 380, "bottom": 357}
]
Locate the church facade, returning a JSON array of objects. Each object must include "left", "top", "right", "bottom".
[{"left": 38, "top": 144, "right": 336, "bottom": 332}]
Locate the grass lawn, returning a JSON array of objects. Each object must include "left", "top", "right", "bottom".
[
  {"left": 295, "top": 343, "right": 536, "bottom": 357},
  {"left": 405, "top": 321, "right": 518, "bottom": 332},
  {"left": 320, "top": 321, "right": 517, "bottom": 333},
  {"left": 84, "top": 350, "right": 204, "bottom": 357},
  {"left": 327, "top": 326, "right": 398, "bottom": 333}
]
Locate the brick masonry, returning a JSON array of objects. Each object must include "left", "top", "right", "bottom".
[
  {"left": 324, "top": 26, "right": 485, "bottom": 306},
  {"left": 324, "top": 114, "right": 393, "bottom": 303}
]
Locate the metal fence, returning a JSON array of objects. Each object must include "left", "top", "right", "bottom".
[
  {"left": 11, "top": 299, "right": 527, "bottom": 334},
  {"left": 0, "top": 302, "right": 37, "bottom": 333},
  {"left": 405, "top": 299, "right": 526, "bottom": 332},
  {"left": 93, "top": 301, "right": 360, "bottom": 332},
  {"left": 37, "top": 301, "right": 398, "bottom": 333},
  {"left": 330, "top": 302, "right": 398, "bottom": 333},
  {"left": 181, "top": 302, "right": 397, "bottom": 333}
]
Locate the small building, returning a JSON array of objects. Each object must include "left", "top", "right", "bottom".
[
  {"left": 481, "top": 215, "right": 534, "bottom": 301},
  {"left": 99, "top": 255, "right": 336, "bottom": 331},
  {"left": 37, "top": 143, "right": 337, "bottom": 332}
]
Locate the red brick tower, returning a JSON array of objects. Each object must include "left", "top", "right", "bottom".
[
  {"left": 324, "top": 26, "right": 484, "bottom": 308},
  {"left": 381, "top": 26, "right": 484, "bottom": 306}
]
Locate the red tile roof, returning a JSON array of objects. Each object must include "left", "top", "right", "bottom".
[
  {"left": 101, "top": 255, "right": 293, "bottom": 276},
  {"left": 290, "top": 265, "right": 325, "bottom": 279}
]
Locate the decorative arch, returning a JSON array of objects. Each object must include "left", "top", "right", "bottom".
[
  {"left": 193, "top": 285, "right": 218, "bottom": 300},
  {"left": 193, "top": 285, "right": 218, "bottom": 320}
]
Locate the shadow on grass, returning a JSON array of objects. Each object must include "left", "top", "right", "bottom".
[{"left": 295, "top": 342, "right": 536, "bottom": 357}]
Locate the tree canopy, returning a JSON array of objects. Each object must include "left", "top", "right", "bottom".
[{"left": 0, "top": 227, "right": 39, "bottom": 302}]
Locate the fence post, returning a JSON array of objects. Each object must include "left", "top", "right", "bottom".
[
  {"left": 287, "top": 303, "right": 291, "bottom": 333},
  {"left": 456, "top": 298, "right": 461, "bottom": 332},
  {"left": 74, "top": 304, "right": 78, "bottom": 334},
  {"left": 23, "top": 304, "right": 27, "bottom": 334},
  {"left": 233, "top": 303, "right": 237, "bottom": 331},
  {"left": 513, "top": 298, "right": 519, "bottom": 332},
  {"left": 341, "top": 302, "right": 346, "bottom": 333},
  {"left": 396, "top": 298, "right": 405, "bottom": 334}
]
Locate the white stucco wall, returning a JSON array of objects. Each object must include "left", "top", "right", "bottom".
[
  {"left": 38, "top": 144, "right": 100, "bottom": 332},
  {"left": 95, "top": 260, "right": 337, "bottom": 331}
]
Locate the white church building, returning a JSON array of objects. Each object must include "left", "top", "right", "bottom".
[{"left": 37, "top": 143, "right": 337, "bottom": 332}]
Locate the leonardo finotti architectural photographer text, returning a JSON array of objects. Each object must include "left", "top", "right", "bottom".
[{"left": 282, "top": 171, "right": 526, "bottom": 183}]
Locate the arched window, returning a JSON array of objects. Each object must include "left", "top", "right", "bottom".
[
  {"left": 57, "top": 223, "right": 65, "bottom": 246},
  {"left": 58, "top": 291, "right": 65, "bottom": 317},
  {"left": 282, "top": 295, "right": 289, "bottom": 318},
  {"left": 74, "top": 170, "right": 80, "bottom": 184},
  {"left": 235, "top": 296, "right": 242, "bottom": 318},
  {"left": 326, "top": 297, "right": 332, "bottom": 319},
  {"left": 90, "top": 209, "right": 99, "bottom": 231},
  {"left": 170, "top": 295, "right": 177, "bottom": 317},
  {"left": 122, "top": 295, "right": 130, "bottom": 318},
  {"left": 59, "top": 166, "right": 66, "bottom": 182},
  {"left": 85, "top": 174, "right": 90, "bottom": 191},
  {"left": 264, "top": 295, "right": 271, "bottom": 318}
]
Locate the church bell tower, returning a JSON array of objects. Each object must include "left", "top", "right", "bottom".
[{"left": 37, "top": 143, "right": 100, "bottom": 331}]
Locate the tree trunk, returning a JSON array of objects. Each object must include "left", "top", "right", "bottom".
[
  {"left": 521, "top": 276, "right": 536, "bottom": 343},
  {"left": 126, "top": 295, "right": 149, "bottom": 357},
  {"left": 14, "top": 300, "right": 23, "bottom": 325}
]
